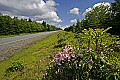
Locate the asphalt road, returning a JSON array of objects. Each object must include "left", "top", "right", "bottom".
[
  {"left": 0, "top": 31, "right": 59, "bottom": 60},
  {"left": 0, "top": 31, "right": 58, "bottom": 50}
]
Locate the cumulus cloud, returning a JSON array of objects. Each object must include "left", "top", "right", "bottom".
[
  {"left": 84, "top": 2, "right": 110, "bottom": 14},
  {"left": 35, "top": 11, "right": 62, "bottom": 24},
  {"left": 62, "top": 25, "right": 71, "bottom": 30},
  {"left": 0, "top": 0, "right": 62, "bottom": 25},
  {"left": 70, "top": 8, "right": 79, "bottom": 15},
  {"left": 70, "top": 19, "right": 77, "bottom": 23},
  {"left": 93, "top": 2, "right": 110, "bottom": 8}
]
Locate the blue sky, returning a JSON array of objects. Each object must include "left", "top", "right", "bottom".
[
  {"left": 0, "top": 0, "right": 114, "bottom": 29},
  {"left": 55, "top": 0, "right": 114, "bottom": 28}
]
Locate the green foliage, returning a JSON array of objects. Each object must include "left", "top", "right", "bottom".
[
  {"left": 110, "top": 0, "right": 120, "bottom": 35},
  {"left": 43, "top": 46, "right": 120, "bottom": 80},
  {"left": 64, "top": 1, "right": 120, "bottom": 35},
  {"left": 0, "top": 31, "right": 62, "bottom": 79},
  {"left": 64, "top": 24, "right": 76, "bottom": 32},
  {"left": 54, "top": 33, "right": 66, "bottom": 48},
  {"left": 85, "top": 4, "right": 111, "bottom": 28},
  {"left": 0, "top": 15, "right": 61, "bottom": 35},
  {"left": 4, "top": 62, "right": 24, "bottom": 76},
  {"left": 80, "top": 27, "right": 113, "bottom": 52},
  {"left": 64, "top": 4, "right": 112, "bottom": 33},
  {"left": 0, "top": 31, "right": 119, "bottom": 79},
  {"left": 44, "top": 28, "right": 120, "bottom": 80}
]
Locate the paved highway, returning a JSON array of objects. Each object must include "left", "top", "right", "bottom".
[
  {"left": 0, "top": 31, "right": 58, "bottom": 47},
  {"left": 0, "top": 31, "right": 59, "bottom": 60}
]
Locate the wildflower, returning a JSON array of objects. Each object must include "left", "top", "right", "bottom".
[
  {"left": 55, "top": 52, "right": 61, "bottom": 58},
  {"left": 62, "top": 53, "right": 69, "bottom": 59},
  {"left": 68, "top": 56, "right": 71, "bottom": 61},
  {"left": 71, "top": 53, "right": 75, "bottom": 58},
  {"left": 69, "top": 47, "right": 74, "bottom": 52},
  {"left": 53, "top": 52, "right": 62, "bottom": 63},
  {"left": 53, "top": 45, "right": 75, "bottom": 63},
  {"left": 65, "top": 45, "right": 74, "bottom": 51},
  {"left": 67, "top": 45, "right": 71, "bottom": 48},
  {"left": 63, "top": 49, "right": 68, "bottom": 54},
  {"left": 61, "top": 57, "right": 64, "bottom": 61}
]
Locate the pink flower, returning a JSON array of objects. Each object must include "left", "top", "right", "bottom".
[
  {"left": 71, "top": 53, "right": 75, "bottom": 57},
  {"left": 55, "top": 52, "right": 61, "bottom": 58},
  {"left": 54, "top": 58, "right": 60, "bottom": 63},
  {"left": 65, "top": 45, "right": 68, "bottom": 49},
  {"left": 53, "top": 45, "right": 76, "bottom": 63},
  {"left": 65, "top": 45, "right": 72, "bottom": 49},
  {"left": 63, "top": 49, "right": 68, "bottom": 54},
  {"left": 64, "top": 45, "right": 74, "bottom": 52},
  {"left": 68, "top": 56, "right": 71, "bottom": 61},
  {"left": 63, "top": 53, "right": 70, "bottom": 60},
  {"left": 69, "top": 47, "right": 74, "bottom": 52},
  {"left": 61, "top": 57, "right": 64, "bottom": 61},
  {"left": 67, "top": 45, "right": 71, "bottom": 48}
]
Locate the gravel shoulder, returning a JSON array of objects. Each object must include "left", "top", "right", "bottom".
[{"left": 0, "top": 31, "right": 59, "bottom": 61}]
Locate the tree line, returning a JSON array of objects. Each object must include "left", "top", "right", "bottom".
[
  {"left": 0, "top": 15, "right": 61, "bottom": 35},
  {"left": 64, "top": 0, "right": 120, "bottom": 35}
]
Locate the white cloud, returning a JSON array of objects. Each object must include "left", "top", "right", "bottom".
[
  {"left": 36, "top": 20, "right": 44, "bottom": 24},
  {"left": 70, "top": 19, "right": 77, "bottom": 23},
  {"left": 84, "top": 2, "right": 110, "bottom": 14},
  {"left": 35, "top": 11, "right": 62, "bottom": 25},
  {"left": 62, "top": 25, "right": 71, "bottom": 30},
  {"left": 70, "top": 8, "right": 79, "bottom": 15},
  {"left": 85, "top": 8, "right": 92, "bottom": 14},
  {"left": 93, "top": 2, "right": 110, "bottom": 8},
  {"left": 0, "top": 0, "right": 62, "bottom": 25}
]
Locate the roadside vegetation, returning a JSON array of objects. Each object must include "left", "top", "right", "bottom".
[
  {"left": 0, "top": 32, "right": 61, "bottom": 79},
  {"left": 0, "top": 0, "right": 120, "bottom": 80},
  {"left": 0, "top": 29, "right": 119, "bottom": 79}
]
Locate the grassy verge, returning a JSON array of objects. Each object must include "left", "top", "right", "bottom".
[
  {"left": 0, "top": 35, "right": 16, "bottom": 38},
  {"left": 0, "top": 31, "right": 64, "bottom": 79},
  {"left": 0, "top": 31, "right": 119, "bottom": 79},
  {"left": 0, "top": 33, "right": 32, "bottom": 38}
]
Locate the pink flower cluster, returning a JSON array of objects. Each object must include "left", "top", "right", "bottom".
[{"left": 53, "top": 45, "right": 76, "bottom": 63}]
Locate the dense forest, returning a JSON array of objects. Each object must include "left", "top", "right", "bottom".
[
  {"left": 0, "top": 14, "right": 61, "bottom": 35},
  {"left": 64, "top": 0, "right": 120, "bottom": 35}
]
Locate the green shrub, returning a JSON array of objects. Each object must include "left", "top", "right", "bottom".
[
  {"left": 4, "top": 62, "right": 24, "bottom": 76},
  {"left": 43, "top": 45, "right": 120, "bottom": 80},
  {"left": 43, "top": 28, "right": 120, "bottom": 80},
  {"left": 54, "top": 33, "right": 66, "bottom": 48}
]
